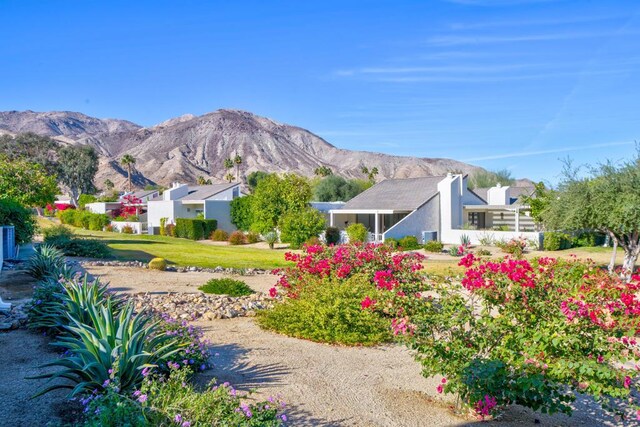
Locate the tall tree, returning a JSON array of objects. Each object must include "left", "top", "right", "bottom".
[
  {"left": 234, "top": 153, "right": 242, "bottom": 181},
  {"left": 225, "top": 172, "right": 234, "bottom": 183},
  {"left": 360, "top": 165, "right": 379, "bottom": 184},
  {"left": 246, "top": 171, "right": 269, "bottom": 193},
  {"left": 223, "top": 158, "right": 234, "bottom": 180},
  {"left": 120, "top": 154, "right": 136, "bottom": 191},
  {"left": 543, "top": 155, "right": 640, "bottom": 279},
  {"left": 197, "top": 176, "right": 212, "bottom": 185},
  {"left": 250, "top": 174, "right": 313, "bottom": 233},
  {"left": 313, "top": 175, "right": 367, "bottom": 202},
  {"left": 57, "top": 145, "right": 99, "bottom": 206},
  {"left": 0, "top": 156, "right": 58, "bottom": 207},
  {"left": 0, "top": 132, "right": 59, "bottom": 175},
  {"left": 314, "top": 165, "right": 333, "bottom": 177}
]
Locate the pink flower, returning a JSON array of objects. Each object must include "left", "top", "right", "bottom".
[
  {"left": 269, "top": 287, "right": 277, "bottom": 298},
  {"left": 436, "top": 384, "right": 444, "bottom": 393},
  {"left": 624, "top": 376, "right": 632, "bottom": 389},
  {"left": 441, "top": 377, "right": 447, "bottom": 384},
  {"left": 137, "top": 394, "right": 148, "bottom": 403},
  {"left": 361, "top": 296, "right": 375, "bottom": 310}
]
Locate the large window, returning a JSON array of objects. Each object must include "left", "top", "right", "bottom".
[{"left": 468, "top": 212, "right": 485, "bottom": 229}]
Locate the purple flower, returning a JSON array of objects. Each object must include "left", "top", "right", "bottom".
[
  {"left": 182, "top": 422, "right": 191, "bottom": 427},
  {"left": 133, "top": 390, "right": 141, "bottom": 397},
  {"left": 174, "top": 414, "right": 182, "bottom": 423},
  {"left": 281, "top": 414, "right": 288, "bottom": 422},
  {"left": 137, "top": 394, "right": 148, "bottom": 403},
  {"left": 102, "top": 379, "right": 110, "bottom": 387}
]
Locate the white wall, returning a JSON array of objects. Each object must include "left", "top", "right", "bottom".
[
  {"left": 147, "top": 201, "right": 178, "bottom": 227},
  {"left": 85, "top": 202, "right": 121, "bottom": 214},
  {"left": 204, "top": 200, "right": 235, "bottom": 232},
  {"left": 383, "top": 196, "right": 440, "bottom": 242},
  {"left": 487, "top": 185, "right": 510, "bottom": 205},
  {"left": 437, "top": 174, "right": 464, "bottom": 232},
  {"left": 163, "top": 184, "right": 189, "bottom": 201},
  {"left": 111, "top": 221, "right": 144, "bottom": 234},
  {"left": 441, "top": 228, "right": 542, "bottom": 247}
]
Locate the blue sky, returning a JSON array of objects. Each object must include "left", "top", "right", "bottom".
[{"left": 1, "top": 0, "right": 639, "bottom": 182}]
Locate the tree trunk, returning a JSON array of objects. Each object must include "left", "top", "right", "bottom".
[
  {"left": 608, "top": 232, "right": 618, "bottom": 274},
  {"left": 127, "top": 166, "right": 132, "bottom": 192},
  {"left": 621, "top": 242, "right": 640, "bottom": 281}
]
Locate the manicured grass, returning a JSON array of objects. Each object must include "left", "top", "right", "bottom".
[
  {"left": 37, "top": 218, "right": 290, "bottom": 270},
  {"left": 199, "top": 278, "right": 254, "bottom": 296}
]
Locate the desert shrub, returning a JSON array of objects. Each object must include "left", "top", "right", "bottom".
[
  {"left": 198, "top": 278, "right": 254, "bottom": 297},
  {"left": 496, "top": 236, "right": 528, "bottom": 257},
  {"left": 278, "top": 207, "right": 325, "bottom": 249},
  {"left": 0, "top": 197, "right": 37, "bottom": 244},
  {"left": 460, "top": 234, "right": 471, "bottom": 246},
  {"left": 58, "top": 238, "right": 110, "bottom": 258},
  {"left": 121, "top": 225, "right": 134, "bottom": 234},
  {"left": 448, "top": 245, "right": 467, "bottom": 257},
  {"left": 379, "top": 255, "right": 640, "bottom": 420},
  {"left": 246, "top": 231, "right": 260, "bottom": 244},
  {"left": 346, "top": 223, "right": 368, "bottom": 243},
  {"left": 264, "top": 231, "right": 278, "bottom": 249},
  {"left": 165, "top": 223, "right": 176, "bottom": 237},
  {"left": 210, "top": 229, "right": 229, "bottom": 242},
  {"left": 257, "top": 274, "right": 391, "bottom": 346},
  {"left": 174, "top": 218, "right": 217, "bottom": 240},
  {"left": 424, "top": 240, "right": 444, "bottom": 253},
  {"left": 398, "top": 235, "right": 420, "bottom": 250},
  {"left": 43, "top": 224, "right": 74, "bottom": 246},
  {"left": 83, "top": 367, "right": 287, "bottom": 427},
  {"left": 384, "top": 237, "right": 399, "bottom": 249},
  {"left": 325, "top": 226, "right": 341, "bottom": 245},
  {"left": 478, "top": 233, "right": 495, "bottom": 246},
  {"left": 27, "top": 245, "right": 66, "bottom": 279},
  {"left": 543, "top": 232, "right": 572, "bottom": 251},
  {"left": 154, "top": 315, "right": 211, "bottom": 372},
  {"left": 228, "top": 230, "right": 247, "bottom": 245},
  {"left": 475, "top": 248, "right": 491, "bottom": 256},
  {"left": 148, "top": 257, "right": 167, "bottom": 271}
]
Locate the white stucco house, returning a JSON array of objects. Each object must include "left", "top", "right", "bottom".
[
  {"left": 147, "top": 182, "right": 242, "bottom": 234},
  {"left": 329, "top": 173, "right": 541, "bottom": 245}
]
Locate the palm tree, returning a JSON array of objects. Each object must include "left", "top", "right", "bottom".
[
  {"left": 369, "top": 166, "right": 379, "bottom": 183},
  {"left": 120, "top": 154, "right": 136, "bottom": 192},
  {"left": 104, "top": 179, "right": 114, "bottom": 191},
  {"left": 225, "top": 172, "right": 234, "bottom": 183},
  {"left": 223, "top": 158, "right": 234, "bottom": 180},
  {"left": 234, "top": 153, "right": 242, "bottom": 181},
  {"left": 314, "top": 166, "right": 333, "bottom": 177}
]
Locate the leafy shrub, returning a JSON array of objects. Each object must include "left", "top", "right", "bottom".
[
  {"left": 381, "top": 255, "right": 640, "bottom": 419},
  {"left": 496, "top": 236, "right": 528, "bottom": 257},
  {"left": 83, "top": 367, "right": 287, "bottom": 427},
  {"left": 278, "top": 207, "right": 325, "bottom": 249},
  {"left": 230, "top": 195, "right": 253, "bottom": 231},
  {"left": 0, "top": 197, "right": 37, "bottom": 244},
  {"left": 346, "top": 223, "right": 368, "bottom": 243},
  {"left": 159, "top": 217, "right": 167, "bottom": 236},
  {"left": 57, "top": 208, "right": 77, "bottom": 226},
  {"left": 384, "top": 237, "right": 399, "bottom": 249},
  {"left": 43, "top": 224, "right": 74, "bottom": 247},
  {"left": 174, "top": 218, "right": 217, "bottom": 240},
  {"left": 398, "top": 235, "right": 420, "bottom": 250},
  {"left": 77, "top": 194, "right": 97, "bottom": 209},
  {"left": 105, "top": 224, "right": 114, "bottom": 232},
  {"left": 475, "top": 248, "right": 491, "bottom": 256},
  {"left": 448, "top": 245, "right": 466, "bottom": 257},
  {"left": 325, "top": 226, "right": 341, "bottom": 245},
  {"left": 27, "top": 245, "right": 66, "bottom": 279},
  {"left": 154, "top": 314, "right": 211, "bottom": 372},
  {"left": 198, "top": 278, "right": 254, "bottom": 296},
  {"left": 57, "top": 209, "right": 109, "bottom": 231},
  {"left": 148, "top": 258, "right": 167, "bottom": 271},
  {"left": 264, "top": 231, "right": 278, "bottom": 249},
  {"left": 30, "top": 302, "right": 184, "bottom": 397},
  {"left": 572, "top": 231, "right": 605, "bottom": 248},
  {"left": 543, "top": 232, "right": 572, "bottom": 251},
  {"left": 246, "top": 231, "right": 260, "bottom": 244},
  {"left": 424, "top": 240, "right": 444, "bottom": 253},
  {"left": 228, "top": 230, "right": 247, "bottom": 245},
  {"left": 210, "top": 229, "right": 229, "bottom": 241},
  {"left": 165, "top": 223, "right": 176, "bottom": 237},
  {"left": 121, "top": 225, "right": 134, "bottom": 234},
  {"left": 57, "top": 238, "right": 110, "bottom": 258},
  {"left": 258, "top": 275, "right": 391, "bottom": 346},
  {"left": 305, "top": 236, "right": 321, "bottom": 246}
]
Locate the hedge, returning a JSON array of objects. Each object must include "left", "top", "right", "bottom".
[
  {"left": 57, "top": 209, "right": 110, "bottom": 231},
  {"left": 0, "top": 198, "right": 37, "bottom": 244},
  {"left": 174, "top": 218, "right": 218, "bottom": 240},
  {"left": 543, "top": 232, "right": 572, "bottom": 251}
]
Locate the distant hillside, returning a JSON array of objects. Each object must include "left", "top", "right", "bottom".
[{"left": 0, "top": 109, "right": 485, "bottom": 189}]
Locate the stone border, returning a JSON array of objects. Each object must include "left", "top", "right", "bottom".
[{"left": 78, "top": 260, "right": 273, "bottom": 276}]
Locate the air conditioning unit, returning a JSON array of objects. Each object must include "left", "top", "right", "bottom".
[
  {"left": 2, "top": 226, "right": 16, "bottom": 260},
  {"left": 421, "top": 230, "right": 438, "bottom": 244}
]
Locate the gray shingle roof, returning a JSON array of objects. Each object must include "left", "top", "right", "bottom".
[
  {"left": 178, "top": 183, "right": 238, "bottom": 201},
  {"left": 341, "top": 176, "right": 444, "bottom": 211}
]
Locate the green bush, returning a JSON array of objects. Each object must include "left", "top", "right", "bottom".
[
  {"left": 229, "top": 195, "right": 253, "bottom": 231},
  {"left": 88, "top": 213, "right": 110, "bottom": 231},
  {"left": 43, "top": 224, "right": 74, "bottom": 247},
  {"left": 121, "top": 225, "right": 134, "bottom": 234},
  {"left": 0, "top": 198, "right": 37, "bottom": 244},
  {"left": 424, "top": 240, "right": 444, "bottom": 253},
  {"left": 148, "top": 257, "right": 167, "bottom": 271},
  {"left": 384, "top": 237, "right": 399, "bottom": 249},
  {"left": 246, "top": 231, "right": 260, "bottom": 244},
  {"left": 475, "top": 248, "right": 492, "bottom": 256},
  {"left": 210, "top": 229, "right": 229, "bottom": 241},
  {"left": 57, "top": 238, "right": 110, "bottom": 258},
  {"left": 398, "top": 235, "right": 420, "bottom": 250},
  {"left": 346, "top": 223, "right": 368, "bottom": 243},
  {"left": 77, "top": 194, "right": 97, "bottom": 209},
  {"left": 543, "top": 232, "right": 572, "bottom": 251},
  {"left": 257, "top": 274, "right": 391, "bottom": 346},
  {"left": 198, "top": 278, "right": 254, "bottom": 296},
  {"left": 228, "top": 230, "right": 247, "bottom": 245},
  {"left": 57, "top": 209, "right": 109, "bottom": 231},
  {"left": 174, "top": 218, "right": 217, "bottom": 240},
  {"left": 278, "top": 207, "right": 325, "bottom": 249},
  {"left": 572, "top": 231, "right": 605, "bottom": 247},
  {"left": 325, "top": 226, "right": 341, "bottom": 245},
  {"left": 57, "top": 208, "right": 77, "bottom": 225},
  {"left": 305, "top": 236, "right": 321, "bottom": 246},
  {"left": 27, "top": 245, "right": 66, "bottom": 280}
]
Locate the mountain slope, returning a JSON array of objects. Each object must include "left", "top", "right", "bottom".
[{"left": 0, "top": 109, "right": 483, "bottom": 188}]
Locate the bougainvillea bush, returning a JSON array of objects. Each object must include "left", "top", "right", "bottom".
[
  {"left": 262, "top": 243, "right": 426, "bottom": 345},
  {"left": 379, "top": 254, "right": 640, "bottom": 420}
]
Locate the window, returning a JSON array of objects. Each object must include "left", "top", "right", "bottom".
[
  {"left": 468, "top": 212, "right": 479, "bottom": 226},
  {"left": 232, "top": 186, "right": 240, "bottom": 198}
]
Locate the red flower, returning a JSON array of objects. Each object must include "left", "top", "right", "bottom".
[
  {"left": 269, "top": 287, "right": 277, "bottom": 298},
  {"left": 361, "top": 296, "right": 375, "bottom": 310}
]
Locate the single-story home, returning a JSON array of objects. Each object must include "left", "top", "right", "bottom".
[
  {"left": 147, "top": 182, "right": 242, "bottom": 234},
  {"left": 329, "top": 173, "right": 541, "bottom": 245}
]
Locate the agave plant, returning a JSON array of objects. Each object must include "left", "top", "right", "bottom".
[
  {"left": 28, "top": 274, "right": 125, "bottom": 335},
  {"left": 30, "top": 301, "right": 186, "bottom": 397},
  {"left": 27, "top": 245, "right": 66, "bottom": 279}
]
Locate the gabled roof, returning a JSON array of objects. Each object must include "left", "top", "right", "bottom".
[
  {"left": 341, "top": 176, "right": 444, "bottom": 211},
  {"left": 178, "top": 183, "right": 238, "bottom": 201},
  {"left": 125, "top": 189, "right": 158, "bottom": 200}
]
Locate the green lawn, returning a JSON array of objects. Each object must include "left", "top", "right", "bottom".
[{"left": 38, "top": 218, "right": 290, "bottom": 270}]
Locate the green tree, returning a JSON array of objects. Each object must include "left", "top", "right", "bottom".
[
  {"left": 313, "top": 175, "right": 367, "bottom": 202},
  {"left": 468, "top": 169, "right": 515, "bottom": 190},
  {"left": 246, "top": 171, "right": 269, "bottom": 193},
  {"left": 197, "top": 176, "right": 212, "bottom": 185},
  {"left": 0, "top": 132, "right": 59, "bottom": 175},
  {"left": 120, "top": 154, "right": 136, "bottom": 192},
  {"left": 279, "top": 207, "right": 326, "bottom": 249},
  {"left": 543, "top": 155, "right": 640, "bottom": 278},
  {"left": 0, "top": 198, "right": 37, "bottom": 244},
  {"left": 223, "top": 158, "right": 234, "bottom": 181},
  {"left": 0, "top": 156, "right": 58, "bottom": 207},
  {"left": 234, "top": 154, "right": 242, "bottom": 181},
  {"left": 360, "top": 165, "right": 379, "bottom": 184},
  {"left": 230, "top": 195, "right": 254, "bottom": 231},
  {"left": 521, "top": 182, "right": 555, "bottom": 225},
  {"left": 103, "top": 179, "right": 115, "bottom": 191},
  {"left": 250, "top": 174, "right": 312, "bottom": 233},
  {"left": 314, "top": 165, "right": 333, "bottom": 177},
  {"left": 58, "top": 145, "right": 99, "bottom": 206}
]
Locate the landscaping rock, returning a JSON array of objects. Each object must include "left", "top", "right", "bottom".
[
  {"left": 0, "top": 303, "right": 29, "bottom": 332},
  {"left": 79, "top": 260, "right": 272, "bottom": 276},
  {"left": 129, "top": 291, "right": 276, "bottom": 320}
]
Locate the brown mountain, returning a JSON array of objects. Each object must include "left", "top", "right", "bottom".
[{"left": 0, "top": 109, "right": 484, "bottom": 188}]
